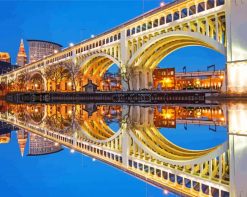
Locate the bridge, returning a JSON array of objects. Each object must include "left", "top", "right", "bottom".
[
  {"left": 0, "top": 0, "right": 246, "bottom": 94},
  {"left": 2, "top": 103, "right": 247, "bottom": 196}
]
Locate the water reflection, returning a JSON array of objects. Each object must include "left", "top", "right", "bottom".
[{"left": 1, "top": 102, "right": 247, "bottom": 196}]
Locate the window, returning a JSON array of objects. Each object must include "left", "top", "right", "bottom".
[
  {"left": 198, "top": 2, "right": 205, "bottom": 12},
  {"left": 189, "top": 5, "right": 196, "bottom": 15},
  {"left": 217, "top": 0, "right": 224, "bottom": 6},
  {"left": 181, "top": 8, "right": 188, "bottom": 18},
  {"left": 136, "top": 25, "right": 141, "bottom": 33},
  {"left": 166, "top": 14, "right": 172, "bottom": 23},
  {"left": 173, "top": 11, "right": 180, "bottom": 21},
  {"left": 131, "top": 27, "right": 136, "bottom": 35},
  {"left": 153, "top": 19, "right": 158, "bottom": 27},
  {"left": 160, "top": 16, "right": 165, "bottom": 25},
  {"left": 207, "top": 0, "right": 215, "bottom": 9},
  {"left": 142, "top": 23, "right": 147, "bottom": 31}
]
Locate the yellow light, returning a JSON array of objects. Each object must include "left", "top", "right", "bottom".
[
  {"left": 163, "top": 190, "right": 169, "bottom": 195},
  {"left": 68, "top": 82, "right": 72, "bottom": 86},
  {"left": 34, "top": 83, "right": 38, "bottom": 88},
  {"left": 219, "top": 75, "right": 224, "bottom": 79},
  {"left": 54, "top": 142, "right": 59, "bottom": 146},
  {"left": 54, "top": 50, "right": 58, "bottom": 54},
  {"left": 160, "top": 1, "right": 165, "bottom": 7},
  {"left": 34, "top": 108, "right": 39, "bottom": 113},
  {"left": 68, "top": 110, "right": 72, "bottom": 115}
]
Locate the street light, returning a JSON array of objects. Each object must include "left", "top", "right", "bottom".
[
  {"left": 160, "top": 1, "right": 165, "bottom": 7},
  {"left": 69, "top": 43, "right": 74, "bottom": 47},
  {"left": 91, "top": 34, "right": 95, "bottom": 38}
]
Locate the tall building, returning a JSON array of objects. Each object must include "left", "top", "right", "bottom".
[
  {"left": 28, "top": 133, "right": 63, "bottom": 156},
  {"left": 17, "top": 129, "right": 28, "bottom": 157},
  {"left": 0, "top": 52, "right": 10, "bottom": 63},
  {"left": 17, "top": 39, "right": 27, "bottom": 67},
  {"left": 27, "top": 40, "right": 62, "bottom": 63}
]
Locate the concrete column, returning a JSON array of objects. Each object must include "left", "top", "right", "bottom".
[
  {"left": 225, "top": 0, "right": 247, "bottom": 93},
  {"left": 215, "top": 14, "right": 219, "bottom": 42},
  {"left": 205, "top": 17, "right": 209, "bottom": 36},
  {"left": 133, "top": 70, "right": 140, "bottom": 90},
  {"left": 228, "top": 103, "right": 247, "bottom": 197},
  {"left": 122, "top": 129, "right": 130, "bottom": 167}
]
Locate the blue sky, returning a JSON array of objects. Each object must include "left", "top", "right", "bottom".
[{"left": 0, "top": 0, "right": 226, "bottom": 71}]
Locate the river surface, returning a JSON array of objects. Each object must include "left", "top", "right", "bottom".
[{"left": 0, "top": 102, "right": 246, "bottom": 197}]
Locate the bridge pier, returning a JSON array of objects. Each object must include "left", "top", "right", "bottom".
[
  {"left": 227, "top": 103, "right": 247, "bottom": 197},
  {"left": 128, "top": 69, "right": 153, "bottom": 90},
  {"left": 226, "top": 0, "right": 247, "bottom": 94}
]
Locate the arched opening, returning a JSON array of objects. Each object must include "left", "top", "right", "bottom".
[
  {"left": 27, "top": 72, "right": 45, "bottom": 92},
  {"left": 76, "top": 54, "right": 121, "bottom": 91},
  {"left": 128, "top": 32, "right": 226, "bottom": 91}
]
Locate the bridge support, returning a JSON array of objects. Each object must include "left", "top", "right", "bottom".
[
  {"left": 128, "top": 69, "right": 153, "bottom": 90},
  {"left": 226, "top": 0, "right": 247, "bottom": 94},
  {"left": 228, "top": 103, "right": 247, "bottom": 196}
]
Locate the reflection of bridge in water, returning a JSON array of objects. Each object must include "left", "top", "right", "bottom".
[{"left": 1, "top": 103, "right": 247, "bottom": 197}]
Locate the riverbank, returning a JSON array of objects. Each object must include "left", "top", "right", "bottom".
[{"left": 5, "top": 90, "right": 214, "bottom": 104}]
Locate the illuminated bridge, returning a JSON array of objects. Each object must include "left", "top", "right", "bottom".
[
  {"left": 0, "top": 0, "right": 247, "bottom": 94},
  {"left": 2, "top": 103, "right": 247, "bottom": 197}
]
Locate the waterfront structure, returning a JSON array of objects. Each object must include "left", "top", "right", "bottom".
[
  {"left": 16, "top": 39, "right": 27, "bottom": 67},
  {"left": 0, "top": 0, "right": 246, "bottom": 94},
  {"left": 27, "top": 40, "right": 62, "bottom": 63},
  {"left": 0, "top": 52, "right": 10, "bottom": 63}
]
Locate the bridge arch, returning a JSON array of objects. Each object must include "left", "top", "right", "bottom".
[
  {"left": 76, "top": 53, "right": 121, "bottom": 90},
  {"left": 127, "top": 31, "right": 226, "bottom": 90},
  {"left": 128, "top": 31, "right": 226, "bottom": 69},
  {"left": 27, "top": 71, "right": 46, "bottom": 91}
]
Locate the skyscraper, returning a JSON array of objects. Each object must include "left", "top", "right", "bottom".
[
  {"left": 27, "top": 40, "right": 62, "bottom": 63},
  {"left": 17, "top": 129, "right": 28, "bottom": 157},
  {"left": 17, "top": 39, "right": 27, "bottom": 67}
]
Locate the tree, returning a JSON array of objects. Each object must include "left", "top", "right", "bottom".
[
  {"left": 121, "top": 66, "right": 134, "bottom": 91},
  {"left": 62, "top": 60, "right": 81, "bottom": 91},
  {"left": 44, "top": 64, "right": 69, "bottom": 91}
]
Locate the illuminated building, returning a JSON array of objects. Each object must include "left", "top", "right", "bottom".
[
  {"left": 0, "top": 133, "right": 10, "bottom": 144},
  {"left": 101, "top": 73, "right": 121, "bottom": 91},
  {"left": 153, "top": 68, "right": 175, "bottom": 90},
  {"left": 17, "top": 129, "right": 28, "bottom": 157},
  {"left": 0, "top": 52, "right": 10, "bottom": 63},
  {"left": 28, "top": 133, "right": 63, "bottom": 156},
  {"left": 17, "top": 39, "right": 27, "bottom": 67},
  {"left": 27, "top": 40, "right": 62, "bottom": 63}
]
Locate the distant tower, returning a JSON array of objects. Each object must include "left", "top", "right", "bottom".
[
  {"left": 17, "top": 129, "right": 28, "bottom": 157},
  {"left": 17, "top": 39, "right": 27, "bottom": 66}
]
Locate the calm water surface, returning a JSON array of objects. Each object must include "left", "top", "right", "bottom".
[{"left": 0, "top": 102, "right": 245, "bottom": 197}]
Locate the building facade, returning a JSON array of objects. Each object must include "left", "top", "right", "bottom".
[
  {"left": 27, "top": 40, "right": 62, "bottom": 63},
  {"left": 28, "top": 133, "right": 63, "bottom": 156}
]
